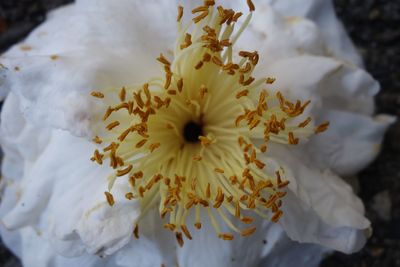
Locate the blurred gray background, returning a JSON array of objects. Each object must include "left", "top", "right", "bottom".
[{"left": 0, "top": 0, "right": 399, "bottom": 266}]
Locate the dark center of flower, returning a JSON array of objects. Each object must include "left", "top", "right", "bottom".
[{"left": 183, "top": 121, "right": 203, "bottom": 143}]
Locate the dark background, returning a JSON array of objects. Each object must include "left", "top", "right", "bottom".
[{"left": 0, "top": 0, "right": 399, "bottom": 266}]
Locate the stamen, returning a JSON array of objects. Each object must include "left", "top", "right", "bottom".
[
  {"left": 246, "top": 0, "right": 255, "bottom": 11},
  {"left": 91, "top": 91, "right": 104, "bottom": 98},
  {"left": 177, "top": 6, "right": 184, "bottom": 22},
  {"left": 241, "top": 227, "right": 256, "bottom": 237},
  {"left": 315, "top": 121, "right": 330, "bottom": 133},
  {"left": 91, "top": 0, "right": 327, "bottom": 246},
  {"left": 104, "top": 192, "right": 115, "bottom": 206},
  {"left": 219, "top": 233, "right": 234, "bottom": 240},
  {"left": 134, "top": 224, "right": 139, "bottom": 239}
]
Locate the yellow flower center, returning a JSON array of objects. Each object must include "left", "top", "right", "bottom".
[{"left": 90, "top": 0, "right": 328, "bottom": 245}]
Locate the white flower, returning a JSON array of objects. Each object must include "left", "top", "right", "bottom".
[{"left": 0, "top": 1, "right": 394, "bottom": 267}]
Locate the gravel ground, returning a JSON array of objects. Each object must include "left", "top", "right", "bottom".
[{"left": 0, "top": 0, "right": 399, "bottom": 266}]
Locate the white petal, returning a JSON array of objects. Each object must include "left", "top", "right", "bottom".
[
  {"left": 259, "top": 223, "right": 332, "bottom": 267},
  {"left": 18, "top": 228, "right": 110, "bottom": 267},
  {"left": 259, "top": 55, "right": 341, "bottom": 101},
  {"left": 265, "top": 0, "right": 363, "bottom": 66},
  {"left": 317, "top": 62, "right": 380, "bottom": 115},
  {"left": 266, "top": 145, "right": 370, "bottom": 253},
  {"left": 114, "top": 209, "right": 176, "bottom": 267},
  {"left": 176, "top": 212, "right": 269, "bottom": 267},
  {"left": 2, "top": 130, "right": 140, "bottom": 257},
  {"left": 236, "top": 6, "right": 325, "bottom": 64},
  {"left": 0, "top": 181, "right": 23, "bottom": 258},
  {"left": 0, "top": 93, "right": 26, "bottom": 181},
  {"left": 306, "top": 111, "right": 396, "bottom": 176},
  {"left": 1, "top": 0, "right": 177, "bottom": 137},
  {"left": 0, "top": 65, "right": 8, "bottom": 100},
  {"left": 260, "top": 55, "right": 379, "bottom": 115}
]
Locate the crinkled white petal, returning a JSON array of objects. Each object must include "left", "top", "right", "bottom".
[
  {"left": 263, "top": 0, "right": 363, "bottom": 66},
  {"left": 176, "top": 214, "right": 270, "bottom": 267},
  {"left": 18, "top": 227, "right": 111, "bottom": 267},
  {"left": 259, "top": 56, "right": 379, "bottom": 115},
  {"left": 259, "top": 223, "right": 332, "bottom": 267},
  {"left": 266, "top": 145, "right": 370, "bottom": 253},
  {"left": 0, "top": 181, "right": 22, "bottom": 258},
  {"left": 241, "top": 5, "right": 325, "bottom": 63},
  {"left": 1, "top": 130, "right": 140, "bottom": 257},
  {"left": 0, "top": 0, "right": 177, "bottom": 137},
  {"left": 176, "top": 213, "right": 332, "bottom": 267},
  {"left": 317, "top": 62, "right": 380, "bottom": 116},
  {"left": 306, "top": 111, "right": 395, "bottom": 176},
  {"left": 258, "top": 55, "right": 341, "bottom": 103},
  {"left": 114, "top": 209, "right": 176, "bottom": 267},
  {"left": 260, "top": 55, "right": 395, "bottom": 174}
]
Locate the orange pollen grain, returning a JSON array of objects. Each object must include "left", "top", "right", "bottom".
[
  {"left": 134, "top": 225, "right": 139, "bottom": 239},
  {"left": 241, "top": 227, "right": 257, "bottom": 237},
  {"left": 219, "top": 233, "right": 234, "bottom": 241},
  {"left": 106, "top": 121, "right": 120, "bottom": 130},
  {"left": 177, "top": 6, "right": 184, "bottom": 22},
  {"left": 91, "top": 91, "right": 104, "bottom": 98},
  {"left": 104, "top": 192, "right": 115, "bottom": 206},
  {"left": 117, "top": 164, "right": 133, "bottom": 177},
  {"left": 135, "top": 139, "right": 148, "bottom": 148},
  {"left": 315, "top": 121, "right": 330, "bottom": 133},
  {"left": 247, "top": 0, "right": 255, "bottom": 11},
  {"left": 125, "top": 192, "right": 134, "bottom": 200}
]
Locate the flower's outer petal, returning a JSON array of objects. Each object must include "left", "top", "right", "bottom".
[
  {"left": 318, "top": 62, "right": 380, "bottom": 116},
  {"left": 176, "top": 213, "right": 330, "bottom": 267},
  {"left": 114, "top": 238, "right": 166, "bottom": 267},
  {"left": 261, "top": 55, "right": 379, "bottom": 115},
  {"left": 259, "top": 55, "right": 396, "bottom": 174},
  {"left": 238, "top": 6, "right": 325, "bottom": 64},
  {"left": 306, "top": 111, "right": 396, "bottom": 176},
  {"left": 18, "top": 228, "right": 112, "bottom": 267},
  {"left": 0, "top": 0, "right": 177, "bottom": 137},
  {"left": 0, "top": 65, "right": 7, "bottom": 99},
  {"left": 259, "top": 223, "right": 332, "bottom": 267},
  {"left": 114, "top": 209, "right": 176, "bottom": 267},
  {"left": 180, "top": 2, "right": 325, "bottom": 63},
  {"left": 266, "top": 145, "right": 370, "bottom": 253},
  {"left": 176, "top": 212, "right": 270, "bottom": 267},
  {"left": 0, "top": 93, "right": 24, "bottom": 183},
  {"left": 263, "top": 0, "right": 363, "bottom": 66},
  {"left": 1, "top": 130, "right": 140, "bottom": 257},
  {"left": 0, "top": 181, "right": 23, "bottom": 259},
  {"left": 0, "top": 91, "right": 51, "bottom": 260},
  {"left": 281, "top": 190, "right": 368, "bottom": 254},
  {"left": 0, "top": 92, "right": 50, "bottom": 181},
  {"left": 259, "top": 55, "right": 341, "bottom": 102}
]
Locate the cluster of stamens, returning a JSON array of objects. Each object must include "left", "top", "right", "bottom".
[{"left": 90, "top": 0, "right": 328, "bottom": 246}]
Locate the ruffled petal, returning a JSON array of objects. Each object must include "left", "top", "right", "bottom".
[
  {"left": 0, "top": 0, "right": 177, "bottom": 137},
  {"left": 114, "top": 209, "right": 176, "bottom": 267},
  {"left": 317, "top": 62, "right": 380, "bottom": 115},
  {"left": 265, "top": 0, "right": 363, "bottom": 66},
  {"left": 265, "top": 145, "right": 370, "bottom": 253},
  {"left": 258, "top": 55, "right": 342, "bottom": 102},
  {"left": 259, "top": 55, "right": 380, "bottom": 115},
  {"left": 18, "top": 228, "right": 110, "bottom": 267},
  {"left": 258, "top": 55, "right": 395, "bottom": 175},
  {"left": 1, "top": 130, "right": 140, "bottom": 257},
  {"left": 306, "top": 111, "right": 395, "bottom": 176},
  {"left": 259, "top": 223, "right": 331, "bottom": 267},
  {"left": 176, "top": 214, "right": 269, "bottom": 267},
  {"left": 0, "top": 182, "right": 23, "bottom": 258},
  {"left": 236, "top": 6, "right": 325, "bottom": 64}
]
